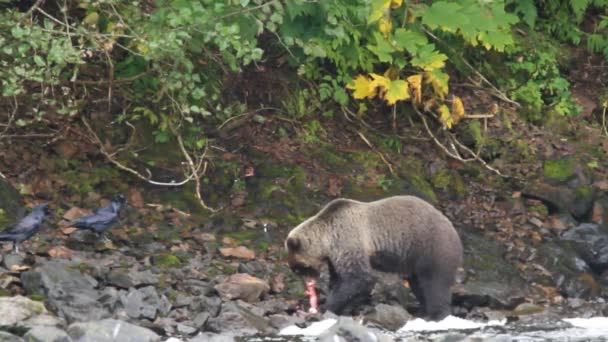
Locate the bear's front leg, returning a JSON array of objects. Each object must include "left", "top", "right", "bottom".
[{"left": 325, "top": 276, "right": 374, "bottom": 315}]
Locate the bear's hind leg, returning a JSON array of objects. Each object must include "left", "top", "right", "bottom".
[{"left": 418, "top": 275, "right": 452, "bottom": 321}]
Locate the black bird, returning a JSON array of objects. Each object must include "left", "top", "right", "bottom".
[
  {"left": 0, "top": 203, "right": 50, "bottom": 253},
  {"left": 70, "top": 194, "right": 126, "bottom": 241}
]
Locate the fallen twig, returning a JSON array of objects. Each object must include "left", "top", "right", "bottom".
[{"left": 355, "top": 130, "right": 395, "bottom": 175}]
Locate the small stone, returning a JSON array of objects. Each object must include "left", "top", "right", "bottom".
[
  {"left": 214, "top": 273, "right": 270, "bottom": 303},
  {"left": 176, "top": 323, "right": 198, "bottom": 335},
  {"left": 193, "top": 312, "right": 210, "bottom": 329},
  {"left": 107, "top": 269, "right": 134, "bottom": 289},
  {"left": 219, "top": 246, "right": 255, "bottom": 260},
  {"left": 529, "top": 217, "right": 544, "bottom": 228},
  {"left": 512, "top": 302, "right": 545, "bottom": 316},
  {"left": 3, "top": 253, "right": 25, "bottom": 270},
  {"left": 127, "top": 188, "right": 145, "bottom": 208}
]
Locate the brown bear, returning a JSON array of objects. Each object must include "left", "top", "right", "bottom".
[{"left": 285, "top": 195, "right": 463, "bottom": 321}]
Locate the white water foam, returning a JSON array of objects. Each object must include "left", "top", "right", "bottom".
[
  {"left": 279, "top": 318, "right": 338, "bottom": 336},
  {"left": 398, "top": 315, "right": 506, "bottom": 332}
]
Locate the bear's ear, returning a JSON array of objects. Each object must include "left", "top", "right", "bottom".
[{"left": 286, "top": 237, "right": 301, "bottom": 251}]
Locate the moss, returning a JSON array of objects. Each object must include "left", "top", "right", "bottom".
[
  {"left": 575, "top": 185, "right": 593, "bottom": 202},
  {"left": 396, "top": 157, "right": 437, "bottom": 203},
  {"left": 28, "top": 293, "right": 46, "bottom": 302},
  {"left": 153, "top": 253, "right": 183, "bottom": 268},
  {"left": 431, "top": 168, "right": 451, "bottom": 191},
  {"left": 166, "top": 289, "right": 178, "bottom": 302},
  {"left": 0, "top": 209, "right": 8, "bottom": 226},
  {"left": 0, "top": 288, "right": 11, "bottom": 297},
  {"left": 528, "top": 204, "right": 549, "bottom": 217},
  {"left": 543, "top": 158, "right": 575, "bottom": 182}
]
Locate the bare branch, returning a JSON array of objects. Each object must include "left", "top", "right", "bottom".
[
  {"left": 172, "top": 125, "right": 217, "bottom": 212},
  {"left": 81, "top": 117, "right": 198, "bottom": 186},
  {"left": 355, "top": 130, "right": 395, "bottom": 175}
]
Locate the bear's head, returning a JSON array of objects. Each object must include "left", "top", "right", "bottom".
[{"left": 285, "top": 235, "right": 325, "bottom": 279}]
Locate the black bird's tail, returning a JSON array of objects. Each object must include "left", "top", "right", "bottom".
[{"left": 0, "top": 233, "right": 16, "bottom": 241}]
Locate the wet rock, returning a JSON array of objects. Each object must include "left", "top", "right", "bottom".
[
  {"left": 67, "top": 319, "right": 161, "bottom": 342},
  {"left": 365, "top": 303, "right": 412, "bottom": 331},
  {"left": 268, "top": 314, "right": 305, "bottom": 330},
  {"left": 21, "top": 260, "right": 109, "bottom": 323},
  {"left": 0, "top": 331, "right": 24, "bottom": 342},
  {"left": 453, "top": 280, "right": 526, "bottom": 310},
  {"left": 120, "top": 286, "right": 171, "bottom": 320},
  {"left": 512, "top": 302, "right": 545, "bottom": 316},
  {"left": 23, "top": 326, "right": 71, "bottom": 342},
  {"left": 3, "top": 253, "right": 25, "bottom": 270},
  {"left": 214, "top": 273, "right": 270, "bottom": 302},
  {"left": 189, "top": 332, "right": 236, "bottom": 342},
  {"left": 318, "top": 316, "right": 394, "bottom": 342},
  {"left": 205, "top": 301, "right": 274, "bottom": 335},
  {"left": 560, "top": 223, "right": 608, "bottom": 274}
]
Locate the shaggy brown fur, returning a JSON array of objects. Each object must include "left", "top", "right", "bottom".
[{"left": 285, "top": 195, "right": 463, "bottom": 321}]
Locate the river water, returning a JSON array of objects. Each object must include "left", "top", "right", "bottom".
[{"left": 237, "top": 316, "right": 608, "bottom": 342}]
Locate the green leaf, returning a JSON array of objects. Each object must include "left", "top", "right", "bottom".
[
  {"left": 422, "top": 2, "right": 468, "bottom": 32},
  {"left": 393, "top": 28, "right": 428, "bottom": 54},
  {"left": 33, "top": 55, "right": 45, "bottom": 67},
  {"left": 512, "top": 0, "right": 537, "bottom": 28},
  {"left": 411, "top": 44, "right": 447, "bottom": 71},
  {"left": 367, "top": 32, "right": 395, "bottom": 63}
]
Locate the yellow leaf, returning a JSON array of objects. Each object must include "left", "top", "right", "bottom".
[
  {"left": 407, "top": 74, "right": 423, "bottom": 104},
  {"left": 424, "top": 70, "right": 449, "bottom": 99},
  {"left": 451, "top": 96, "right": 465, "bottom": 125},
  {"left": 383, "top": 79, "right": 410, "bottom": 105},
  {"left": 368, "top": 0, "right": 392, "bottom": 24},
  {"left": 391, "top": 0, "right": 403, "bottom": 8},
  {"left": 83, "top": 12, "right": 99, "bottom": 27},
  {"left": 369, "top": 73, "right": 391, "bottom": 93},
  {"left": 378, "top": 17, "right": 393, "bottom": 36},
  {"left": 384, "top": 67, "right": 399, "bottom": 80},
  {"left": 438, "top": 104, "right": 453, "bottom": 129},
  {"left": 346, "top": 75, "right": 377, "bottom": 99}
]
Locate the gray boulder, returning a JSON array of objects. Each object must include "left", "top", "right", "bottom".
[
  {"left": 67, "top": 319, "right": 160, "bottom": 342},
  {"left": 0, "top": 296, "right": 62, "bottom": 328},
  {"left": 120, "top": 286, "right": 171, "bottom": 320},
  {"left": 21, "top": 260, "right": 109, "bottom": 323}
]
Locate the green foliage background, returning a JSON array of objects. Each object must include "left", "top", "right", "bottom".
[{"left": 0, "top": 0, "right": 607, "bottom": 178}]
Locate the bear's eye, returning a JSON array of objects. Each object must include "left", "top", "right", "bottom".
[{"left": 286, "top": 237, "right": 301, "bottom": 251}]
